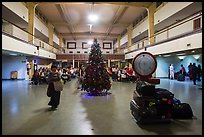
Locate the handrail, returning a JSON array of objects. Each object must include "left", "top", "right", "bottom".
[
  {"left": 2, "top": 18, "right": 62, "bottom": 54},
  {"left": 116, "top": 11, "right": 202, "bottom": 51}
]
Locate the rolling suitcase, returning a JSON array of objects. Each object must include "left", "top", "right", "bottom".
[{"left": 172, "top": 103, "right": 193, "bottom": 119}]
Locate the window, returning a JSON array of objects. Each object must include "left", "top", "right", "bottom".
[
  {"left": 69, "top": 51, "right": 73, "bottom": 53},
  {"left": 106, "top": 51, "right": 110, "bottom": 54},
  {"left": 77, "top": 51, "right": 80, "bottom": 53},
  {"left": 84, "top": 51, "right": 88, "bottom": 53},
  {"left": 193, "top": 18, "right": 201, "bottom": 30}
]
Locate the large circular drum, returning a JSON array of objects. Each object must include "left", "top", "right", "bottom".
[{"left": 132, "top": 52, "right": 157, "bottom": 78}]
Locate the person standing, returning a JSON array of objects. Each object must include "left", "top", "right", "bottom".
[
  {"left": 77, "top": 64, "right": 85, "bottom": 89},
  {"left": 192, "top": 63, "right": 198, "bottom": 85},
  {"left": 47, "top": 65, "right": 61, "bottom": 110},
  {"left": 169, "top": 64, "right": 174, "bottom": 79},
  {"left": 197, "top": 64, "right": 201, "bottom": 81}
]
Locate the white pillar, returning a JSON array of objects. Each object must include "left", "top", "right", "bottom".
[
  {"left": 108, "top": 59, "right": 111, "bottom": 68},
  {"left": 72, "top": 59, "right": 75, "bottom": 68}
]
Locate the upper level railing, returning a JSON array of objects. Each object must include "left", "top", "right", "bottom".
[
  {"left": 2, "top": 18, "right": 63, "bottom": 54},
  {"left": 122, "top": 11, "right": 202, "bottom": 53}
]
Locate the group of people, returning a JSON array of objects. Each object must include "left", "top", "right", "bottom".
[
  {"left": 107, "top": 65, "right": 136, "bottom": 82},
  {"left": 31, "top": 66, "right": 78, "bottom": 85},
  {"left": 169, "top": 63, "right": 202, "bottom": 85}
]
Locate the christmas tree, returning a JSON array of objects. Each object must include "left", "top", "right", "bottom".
[{"left": 82, "top": 38, "right": 111, "bottom": 95}]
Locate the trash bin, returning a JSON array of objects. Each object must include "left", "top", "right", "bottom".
[{"left": 11, "top": 71, "right": 18, "bottom": 80}]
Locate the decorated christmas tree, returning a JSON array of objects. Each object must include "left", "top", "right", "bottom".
[{"left": 82, "top": 38, "right": 111, "bottom": 95}]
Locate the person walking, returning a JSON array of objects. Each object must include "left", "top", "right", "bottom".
[{"left": 47, "top": 65, "right": 62, "bottom": 110}]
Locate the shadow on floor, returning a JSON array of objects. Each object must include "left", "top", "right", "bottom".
[{"left": 7, "top": 107, "right": 54, "bottom": 135}]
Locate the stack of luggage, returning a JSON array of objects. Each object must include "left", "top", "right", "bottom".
[{"left": 130, "top": 80, "right": 193, "bottom": 124}]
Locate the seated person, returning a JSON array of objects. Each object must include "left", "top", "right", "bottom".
[
  {"left": 126, "top": 67, "right": 136, "bottom": 82},
  {"left": 31, "top": 70, "right": 40, "bottom": 85},
  {"left": 61, "top": 68, "right": 70, "bottom": 84}
]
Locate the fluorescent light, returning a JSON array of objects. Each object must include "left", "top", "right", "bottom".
[
  {"left": 88, "top": 40, "right": 93, "bottom": 45},
  {"left": 193, "top": 54, "right": 201, "bottom": 60},
  {"left": 88, "top": 14, "right": 98, "bottom": 23},
  {"left": 163, "top": 54, "right": 171, "bottom": 57},
  {"left": 178, "top": 56, "right": 186, "bottom": 60},
  {"left": 9, "top": 53, "right": 17, "bottom": 56},
  {"left": 176, "top": 53, "right": 186, "bottom": 56},
  {"left": 192, "top": 50, "right": 195, "bottom": 53}
]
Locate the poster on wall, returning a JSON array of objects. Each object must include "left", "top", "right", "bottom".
[
  {"left": 67, "top": 42, "right": 76, "bottom": 49},
  {"left": 103, "top": 42, "right": 112, "bottom": 49}
]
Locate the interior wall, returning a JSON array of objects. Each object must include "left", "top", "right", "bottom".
[
  {"left": 156, "top": 54, "right": 202, "bottom": 78},
  {"left": 2, "top": 55, "right": 27, "bottom": 80}
]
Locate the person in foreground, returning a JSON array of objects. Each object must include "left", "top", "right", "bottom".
[{"left": 47, "top": 65, "right": 61, "bottom": 110}]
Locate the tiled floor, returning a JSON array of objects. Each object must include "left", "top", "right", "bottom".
[{"left": 2, "top": 78, "right": 202, "bottom": 135}]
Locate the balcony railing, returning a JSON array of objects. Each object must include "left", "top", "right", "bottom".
[{"left": 2, "top": 19, "right": 62, "bottom": 54}]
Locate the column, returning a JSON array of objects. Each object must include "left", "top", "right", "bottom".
[
  {"left": 147, "top": 2, "right": 156, "bottom": 45},
  {"left": 59, "top": 34, "right": 63, "bottom": 48},
  {"left": 27, "top": 3, "right": 36, "bottom": 44},
  {"left": 127, "top": 24, "right": 133, "bottom": 52},
  {"left": 78, "top": 61, "right": 80, "bottom": 68},
  {"left": 72, "top": 59, "right": 75, "bottom": 68},
  {"left": 108, "top": 59, "right": 111, "bottom": 68},
  {"left": 48, "top": 22, "right": 54, "bottom": 46},
  {"left": 28, "top": 58, "right": 34, "bottom": 79},
  {"left": 117, "top": 35, "right": 121, "bottom": 53}
]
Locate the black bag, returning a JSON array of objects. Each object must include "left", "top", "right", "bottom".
[
  {"left": 130, "top": 100, "right": 171, "bottom": 124},
  {"left": 133, "top": 90, "right": 156, "bottom": 107},
  {"left": 173, "top": 97, "right": 181, "bottom": 105},
  {"left": 47, "top": 85, "right": 51, "bottom": 97},
  {"left": 177, "top": 73, "right": 185, "bottom": 81},
  {"left": 172, "top": 103, "right": 193, "bottom": 119},
  {"left": 155, "top": 88, "right": 174, "bottom": 99},
  {"left": 154, "top": 88, "right": 174, "bottom": 118},
  {"left": 136, "top": 81, "right": 155, "bottom": 96}
]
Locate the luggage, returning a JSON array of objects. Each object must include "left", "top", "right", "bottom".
[
  {"left": 133, "top": 90, "right": 156, "bottom": 107},
  {"left": 130, "top": 100, "right": 171, "bottom": 124},
  {"left": 155, "top": 88, "right": 174, "bottom": 99},
  {"left": 136, "top": 81, "right": 155, "bottom": 96},
  {"left": 177, "top": 73, "right": 185, "bottom": 81},
  {"left": 173, "top": 97, "right": 181, "bottom": 105},
  {"left": 172, "top": 103, "right": 193, "bottom": 119},
  {"left": 11, "top": 71, "right": 18, "bottom": 80}
]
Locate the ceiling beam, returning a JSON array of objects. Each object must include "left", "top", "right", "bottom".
[
  {"left": 55, "top": 4, "right": 76, "bottom": 40},
  {"left": 36, "top": 2, "right": 152, "bottom": 8},
  {"left": 52, "top": 22, "right": 129, "bottom": 27},
  {"left": 104, "top": 6, "right": 128, "bottom": 41},
  {"left": 61, "top": 32, "right": 118, "bottom": 38},
  {"left": 94, "top": 2, "right": 152, "bottom": 8}
]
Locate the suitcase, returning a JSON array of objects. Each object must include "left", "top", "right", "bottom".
[
  {"left": 133, "top": 90, "right": 156, "bottom": 107},
  {"left": 172, "top": 103, "right": 193, "bottom": 119},
  {"left": 130, "top": 100, "right": 171, "bottom": 124},
  {"left": 136, "top": 81, "right": 155, "bottom": 97},
  {"left": 177, "top": 74, "right": 185, "bottom": 81}
]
